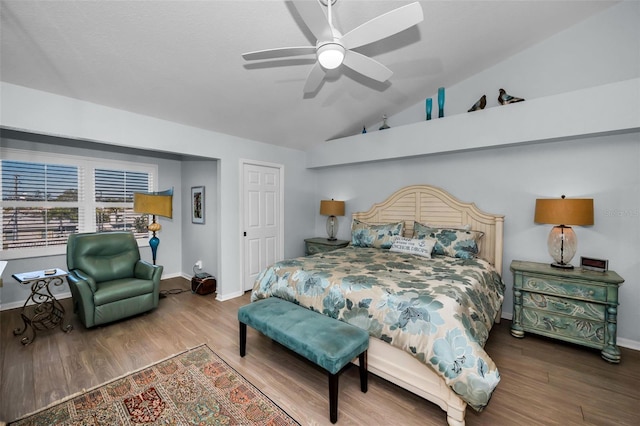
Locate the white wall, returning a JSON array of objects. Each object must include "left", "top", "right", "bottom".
[
  {"left": 0, "top": 136, "right": 183, "bottom": 307},
  {"left": 0, "top": 83, "right": 316, "bottom": 303},
  {"left": 314, "top": 134, "right": 640, "bottom": 348},
  {"left": 181, "top": 159, "right": 218, "bottom": 279},
  {"left": 312, "top": 0, "right": 640, "bottom": 347},
  {"left": 0, "top": 0, "right": 636, "bottom": 348},
  {"left": 387, "top": 0, "right": 640, "bottom": 128}
]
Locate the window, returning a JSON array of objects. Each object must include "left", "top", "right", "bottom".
[
  {"left": 2, "top": 160, "right": 79, "bottom": 250},
  {"left": 95, "top": 168, "right": 149, "bottom": 237},
  {"left": 1, "top": 148, "right": 158, "bottom": 259}
]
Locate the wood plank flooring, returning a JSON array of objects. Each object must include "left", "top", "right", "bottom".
[{"left": 1, "top": 277, "right": 638, "bottom": 425}]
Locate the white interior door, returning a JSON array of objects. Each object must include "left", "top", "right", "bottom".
[{"left": 242, "top": 162, "right": 282, "bottom": 291}]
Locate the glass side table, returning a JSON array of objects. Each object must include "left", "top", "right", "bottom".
[{"left": 12, "top": 268, "right": 73, "bottom": 345}]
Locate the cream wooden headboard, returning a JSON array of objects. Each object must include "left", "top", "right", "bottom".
[{"left": 352, "top": 185, "right": 505, "bottom": 276}]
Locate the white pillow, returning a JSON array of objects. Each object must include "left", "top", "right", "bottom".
[{"left": 390, "top": 237, "right": 436, "bottom": 258}]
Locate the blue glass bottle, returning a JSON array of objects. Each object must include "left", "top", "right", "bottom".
[
  {"left": 425, "top": 98, "right": 432, "bottom": 120},
  {"left": 438, "top": 87, "right": 445, "bottom": 118}
]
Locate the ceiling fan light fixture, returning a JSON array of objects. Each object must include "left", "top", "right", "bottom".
[{"left": 317, "top": 42, "right": 345, "bottom": 69}]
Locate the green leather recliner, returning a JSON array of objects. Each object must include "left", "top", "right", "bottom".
[{"left": 66, "top": 231, "right": 162, "bottom": 328}]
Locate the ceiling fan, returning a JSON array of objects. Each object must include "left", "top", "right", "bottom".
[{"left": 242, "top": 0, "right": 424, "bottom": 93}]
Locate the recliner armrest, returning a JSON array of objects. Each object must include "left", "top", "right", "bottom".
[
  {"left": 67, "top": 269, "right": 99, "bottom": 327},
  {"left": 134, "top": 260, "right": 162, "bottom": 281},
  {"left": 68, "top": 269, "right": 97, "bottom": 293}
]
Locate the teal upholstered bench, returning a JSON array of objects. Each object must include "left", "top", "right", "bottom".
[{"left": 238, "top": 297, "right": 369, "bottom": 423}]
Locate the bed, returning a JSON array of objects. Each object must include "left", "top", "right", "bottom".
[{"left": 251, "top": 185, "right": 505, "bottom": 425}]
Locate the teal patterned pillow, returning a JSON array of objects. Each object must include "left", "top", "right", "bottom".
[
  {"left": 412, "top": 221, "right": 471, "bottom": 239},
  {"left": 416, "top": 225, "right": 483, "bottom": 259},
  {"left": 351, "top": 219, "right": 404, "bottom": 249}
]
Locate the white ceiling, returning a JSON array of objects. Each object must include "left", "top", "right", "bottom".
[{"left": 1, "top": 1, "right": 618, "bottom": 151}]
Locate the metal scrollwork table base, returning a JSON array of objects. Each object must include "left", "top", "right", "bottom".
[{"left": 12, "top": 269, "right": 73, "bottom": 345}]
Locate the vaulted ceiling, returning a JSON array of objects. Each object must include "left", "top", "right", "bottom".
[{"left": 1, "top": 1, "right": 618, "bottom": 151}]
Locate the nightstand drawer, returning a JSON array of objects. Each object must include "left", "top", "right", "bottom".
[
  {"left": 522, "top": 276, "right": 606, "bottom": 302},
  {"left": 521, "top": 309, "right": 604, "bottom": 346},
  {"left": 307, "top": 243, "right": 332, "bottom": 255},
  {"left": 522, "top": 292, "right": 605, "bottom": 322},
  {"left": 304, "top": 238, "right": 349, "bottom": 256}
]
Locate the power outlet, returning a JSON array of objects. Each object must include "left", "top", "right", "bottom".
[{"left": 194, "top": 260, "right": 203, "bottom": 270}]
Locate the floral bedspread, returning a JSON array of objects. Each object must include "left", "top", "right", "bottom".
[{"left": 251, "top": 246, "right": 505, "bottom": 411}]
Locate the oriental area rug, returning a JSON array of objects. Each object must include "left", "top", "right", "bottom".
[{"left": 10, "top": 344, "right": 299, "bottom": 425}]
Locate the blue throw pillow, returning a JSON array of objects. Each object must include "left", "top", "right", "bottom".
[{"left": 351, "top": 219, "right": 404, "bottom": 249}]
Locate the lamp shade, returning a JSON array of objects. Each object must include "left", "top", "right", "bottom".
[
  {"left": 320, "top": 200, "right": 345, "bottom": 217},
  {"left": 534, "top": 197, "right": 593, "bottom": 226},
  {"left": 133, "top": 188, "right": 174, "bottom": 218}
]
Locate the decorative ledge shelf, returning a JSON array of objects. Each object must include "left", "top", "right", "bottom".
[{"left": 306, "top": 78, "right": 640, "bottom": 169}]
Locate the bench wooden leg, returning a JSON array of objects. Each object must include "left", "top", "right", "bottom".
[
  {"left": 359, "top": 351, "right": 368, "bottom": 393},
  {"left": 239, "top": 322, "right": 247, "bottom": 357},
  {"left": 329, "top": 372, "right": 338, "bottom": 424}
]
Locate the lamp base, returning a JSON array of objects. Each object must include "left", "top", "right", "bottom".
[
  {"left": 547, "top": 225, "right": 577, "bottom": 269},
  {"left": 149, "top": 234, "right": 159, "bottom": 266},
  {"left": 326, "top": 215, "right": 339, "bottom": 241},
  {"left": 551, "top": 262, "right": 574, "bottom": 269}
]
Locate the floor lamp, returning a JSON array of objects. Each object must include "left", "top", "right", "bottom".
[{"left": 133, "top": 188, "right": 173, "bottom": 265}]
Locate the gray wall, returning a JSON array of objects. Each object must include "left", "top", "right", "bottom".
[
  {"left": 388, "top": 0, "right": 640, "bottom": 128},
  {"left": 312, "top": 1, "right": 640, "bottom": 347},
  {"left": 314, "top": 133, "right": 640, "bottom": 348},
  {"left": 0, "top": 136, "right": 183, "bottom": 307},
  {"left": 0, "top": 82, "right": 317, "bottom": 301},
  {"left": 181, "top": 158, "right": 218, "bottom": 279},
  {"left": 1, "top": 1, "right": 637, "bottom": 347}
]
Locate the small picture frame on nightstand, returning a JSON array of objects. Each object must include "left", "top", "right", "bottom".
[{"left": 580, "top": 256, "right": 608, "bottom": 272}]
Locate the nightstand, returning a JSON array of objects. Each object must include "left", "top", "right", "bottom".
[
  {"left": 304, "top": 237, "right": 349, "bottom": 255},
  {"left": 510, "top": 260, "right": 624, "bottom": 363}
]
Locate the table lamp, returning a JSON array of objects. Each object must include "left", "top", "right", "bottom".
[
  {"left": 134, "top": 188, "right": 173, "bottom": 265},
  {"left": 534, "top": 195, "right": 594, "bottom": 269},
  {"left": 320, "top": 199, "right": 345, "bottom": 241}
]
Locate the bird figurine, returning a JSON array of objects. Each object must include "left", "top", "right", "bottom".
[
  {"left": 468, "top": 95, "right": 487, "bottom": 112},
  {"left": 498, "top": 88, "right": 525, "bottom": 105}
]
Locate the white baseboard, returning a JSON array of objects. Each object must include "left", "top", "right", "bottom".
[
  {"left": 216, "top": 290, "right": 244, "bottom": 302},
  {"left": 1, "top": 291, "right": 72, "bottom": 311},
  {"left": 0, "top": 272, "right": 182, "bottom": 311},
  {"left": 2, "top": 281, "right": 637, "bottom": 351},
  {"left": 617, "top": 337, "right": 640, "bottom": 351},
  {"left": 499, "top": 312, "right": 639, "bottom": 351}
]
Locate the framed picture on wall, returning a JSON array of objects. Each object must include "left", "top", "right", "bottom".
[{"left": 191, "top": 186, "right": 205, "bottom": 224}]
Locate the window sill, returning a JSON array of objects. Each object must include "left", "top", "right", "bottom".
[{"left": 1, "top": 238, "right": 150, "bottom": 260}]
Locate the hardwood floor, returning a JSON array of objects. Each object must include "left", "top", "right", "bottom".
[{"left": 1, "top": 277, "right": 638, "bottom": 425}]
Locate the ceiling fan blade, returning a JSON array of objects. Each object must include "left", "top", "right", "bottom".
[
  {"left": 292, "top": 0, "right": 333, "bottom": 42},
  {"left": 242, "top": 46, "right": 317, "bottom": 61},
  {"left": 340, "top": 2, "right": 424, "bottom": 50},
  {"left": 303, "top": 62, "right": 326, "bottom": 93},
  {"left": 342, "top": 50, "right": 393, "bottom": 82}
]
